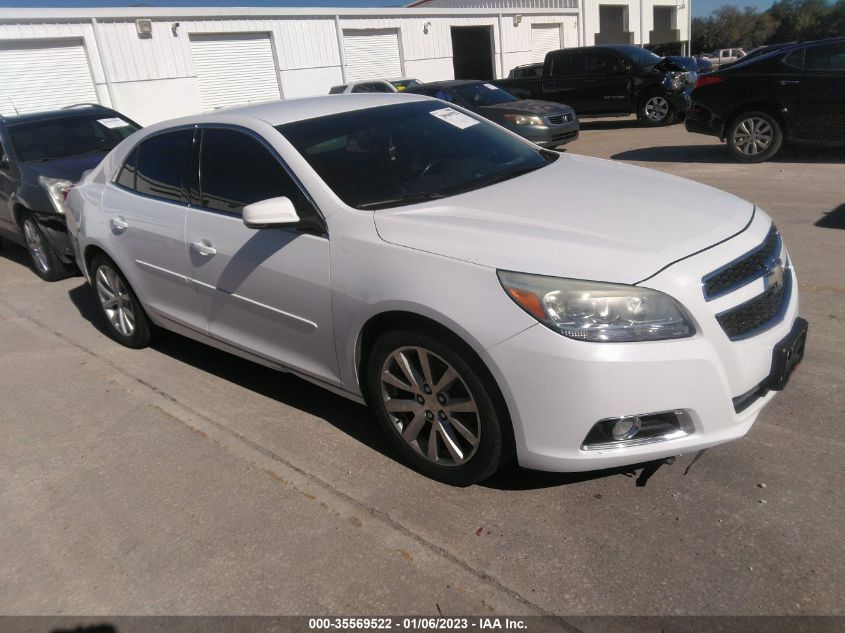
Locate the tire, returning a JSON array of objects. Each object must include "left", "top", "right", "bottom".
[
  {"left": 89, "top": 254, "right": 156, "bottom": 349},
  {"left": 726, "top": 111, "right": 783, "bottom": 163},
  {"left": 21, "top": 213, "right": 74, "bottom": 282},
  {"left": 638, "top": 93, "right": 676, "bottom": 127},
  {"left": 367, "top": 329, "right": 508, "bottom": 486}
]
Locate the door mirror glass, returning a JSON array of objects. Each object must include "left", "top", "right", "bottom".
[{"left": 243, "top": 196, "right": 300, "bottom": 228}]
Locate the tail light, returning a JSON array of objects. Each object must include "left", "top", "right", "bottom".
[{"left": 695, "top": 75, "right": 725, "bottom": 89}]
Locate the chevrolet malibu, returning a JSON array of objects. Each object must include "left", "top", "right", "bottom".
[{"left": 65, "top": 94, "right": 807, "bottom": 485}]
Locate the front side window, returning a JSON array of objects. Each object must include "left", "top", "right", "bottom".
[
  {"left": 7, "top": 113, "right": 140, "bottom": 163},
  {"left": 198, "top": 128, "right": 313, "bottom": 216},
  {"left": 587, "top": 52, "right": 623, "bottom": 75},
  {"left": 134, "top": 129, "right": 195, "bottom": 205},
  {"left": 277, "top": 101, "right": 557, "bottom": 210}
]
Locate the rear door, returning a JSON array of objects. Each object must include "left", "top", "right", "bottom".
[
  {"left": 186, "top": 126, "right": 337, "bottom": 384},
  {"left": 782, "top": 43, "right": 845, "bottom": 141},
  {"left": 541, "top": 49, "right": 586, "bottom": 110},
  {"left": 0, "top": 136, "right": 15, "bottom": 233},
  {"left": 102, "top": 128, "right": 202, "bottom": 330}
]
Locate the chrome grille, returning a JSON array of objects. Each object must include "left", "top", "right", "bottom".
[
  {"left": 546, "top": 113, "right": 573, "bottom": 125},
  {"left": 716, "top": 270, "right": 791, "bottom": 340},
  {"left": 702, "top": 224, "right": 780, "bottom": 300}
]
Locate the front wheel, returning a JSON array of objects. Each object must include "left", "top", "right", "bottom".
[
  {"left": 726, "top": 111, "right": 783, "bottom": 162},
  {"left": 367, "top": 330, "right": 508, "bottom": 486},
  {"left": 639, "top": 94, "right": 676, "bottom": 126},
  {"left": 21, "top": 214, "right": 74, "bottom": 281}
]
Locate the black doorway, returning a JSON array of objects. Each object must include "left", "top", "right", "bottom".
[{"left": 451, "top": 26, "right": 494, "bottom": 80}]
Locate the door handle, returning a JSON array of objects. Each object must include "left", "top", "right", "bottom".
[
  {"left": 779, "top": 80, "right": 799, "bottom": 85},
  {"left": 190, "top": 240, "right": 217, "bottom": 257},
  {"left": 110, "top": 217, "right": 128, "bottom": 233}
]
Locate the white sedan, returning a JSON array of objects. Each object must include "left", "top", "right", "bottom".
[{"left": 65, "top": 94, "right": 806, "bottom": 485}]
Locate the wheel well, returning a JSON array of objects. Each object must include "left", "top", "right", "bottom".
[
  {"left": 356, "top": 311, "right": 515, "bottom": 453},
  {"left": 83, "top": 244, "right": 110, "bottom": 276},
  {"left": 12, "top": 202, "right": 29, "bottom": 228},
  {"left": 720, "top": 103, "right": 786, "bottom": 140}
]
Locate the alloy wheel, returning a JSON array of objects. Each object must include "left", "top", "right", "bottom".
[
  {"left": 379, "top": 346, "right": 481, "bottom": 467},
  {"left": 732, "top": 116, "right": 773, "bottom": 156},
  {"left": 23, "top": 219, "right": 50, "bottom": 274},
  {"left": 95, "top": 265, "right": 136, "bottom": 337},
  {"left": 644, "top": 96, "right": 670, "bottom": 122}
]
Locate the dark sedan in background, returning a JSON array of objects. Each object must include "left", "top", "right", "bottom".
[
  {"left": 686, "top": 37, "right": 845, "bottom": 162},
  {"left": 406, "top": 80, "right": 579, "bottom": 148}
]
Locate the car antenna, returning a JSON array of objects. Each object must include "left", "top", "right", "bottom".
[{"left": 5, "top": 96, "right": 19, "bottom": 115}]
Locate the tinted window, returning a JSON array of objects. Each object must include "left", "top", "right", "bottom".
[
  {"left": 804, "top": 45, "right": 845, "bottom": 70},
  {"left": 618, "top": 47, "right": 661, "bottom": 69},
  {"left": 278, "top": 101, "right": 557, "bottom": 210},
  {"left": 199, "top": 128, "right": 312, "bottom": 216},
  {"left": 431, "top": 88, "right": 459, "bottom": 103},
  {"left": 135, "top": 129, "right": 194, "bottom": 204},
  {"left": 329, "top": 85, "right": 347, "bottom": 94},
  {"left": 549, "top": 51, "right": 584, "bottom": 76},
  {"left": 351, "top": 82, "right": 394, "bottom": 93},
  {"left": 452, "top": 83, "right": 517, "bottom": 106},
  {"left": 116, "top": 147, "right": 138, "bottom": 189},
  {"left": 6, "top": 113, "right": 140, "bottom": 163},
  {"left": 587, "top": 52, "right": 623, "bottom": 75},
  {"left": 784, "top": 48, "right": 804, "bottom": 68}
]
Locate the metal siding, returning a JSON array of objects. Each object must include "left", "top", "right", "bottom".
[
  {"left": 342, "top": 29, "right": 402, "bottom": 80},
  {"left": 0, "top": 39, "right": 98, "bottom": 115},
  {"left": 189, "top": 33, "right": 280, "bottom": 111},
  {"left": 530, "top": 23, "right": 561, "bottom": 62}
]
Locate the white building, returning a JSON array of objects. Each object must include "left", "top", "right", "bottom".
[{"left": 0, "top": 2, "right": 690, "bottom": 125}]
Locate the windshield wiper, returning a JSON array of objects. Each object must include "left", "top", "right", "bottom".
[{"left": 358, "top": 191, "right": 446, "bottom": 210}]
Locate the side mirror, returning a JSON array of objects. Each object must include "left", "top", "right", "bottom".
[{"left": 243, "top": 196, "right": 300, "bottom": 229}]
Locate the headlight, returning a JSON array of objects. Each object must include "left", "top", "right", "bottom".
[
  {"left": 497, "top": 271, "right": 695, "bottom": 342},
  {"left": 503, "top": 114, "right": 545, "bottom": 126},
  {"left": 39, "top": 175, "right": 73, "bottom": 215}
]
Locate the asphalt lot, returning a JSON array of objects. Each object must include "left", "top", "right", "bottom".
[{"left": 1, "top": 118, "right": 843, "bottom": 622}]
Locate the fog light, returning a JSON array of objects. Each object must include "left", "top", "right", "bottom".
[{"left": 611, "top": 416, "right": 641, "bottom": 440}]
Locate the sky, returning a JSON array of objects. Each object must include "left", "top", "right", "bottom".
[{"left": 0, "top": 0, "right": 778, "bottom": 19}]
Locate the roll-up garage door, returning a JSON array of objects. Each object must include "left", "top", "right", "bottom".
[
  {"left": 0, "top": 39, "right": 99, "bottom": 116},
  {"left": 530, "top": 24, "right": 562, "bottom": 63},
  {"left": 343, "top": 30, "right": 403, "bottom": 81},
  {"left": 189, "top": 33, "right": 281, "bottom": 111}
]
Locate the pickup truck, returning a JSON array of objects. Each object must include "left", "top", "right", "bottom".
[
  {"left": 492, "top": 45, "right": 696, "bottom": 126},
  {"left": 698, "top": 48, "right": 746, "bottom": 69}
]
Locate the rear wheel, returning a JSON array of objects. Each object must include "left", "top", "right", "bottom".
[
  {"left": 90, "top": 255, "right": 156, "bottom": 348},
  {"left": 639, "top": 94, "right": 676, "bottom": 126},
  {"left": 367, "top": 329, "right": 508, "bottom": 486},
  {"left": 726, "top": 111, "right": 783, "bottom": 162},
  {"left": 21, "top": 213, "right": 74, "bottom": 281}
]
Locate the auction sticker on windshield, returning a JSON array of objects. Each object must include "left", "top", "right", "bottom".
[
  {"left": 430, "top": 107, "right": 478, "bottom": 130},
  {"left": 97, "top": 117, "right": 131, "bottom": 129},
  {"left": 484, "top": 83, "right": 500, "bottom": 90}
]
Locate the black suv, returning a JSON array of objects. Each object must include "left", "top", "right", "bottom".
[
  {"left": 0, "top": 104, "right": 140, "bottom": 280},
  {"left": 686, "top": 37, "right": 845, "bottom": 162}
]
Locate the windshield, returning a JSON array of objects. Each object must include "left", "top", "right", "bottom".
[
  {"left": 277, "top": 101, "right": 556, "bottom": 210},
  {"left": 7, "top": 112, "right": 139, "bottom": 162},
  {"left": 452, "top": 82, "right": 517, "bottom": 107},
  {"left": 621, "top": 47, "right": 662, "bottom": 69},
  {"left": 390, "top": 79, "right": 422, "bottom": 91}
]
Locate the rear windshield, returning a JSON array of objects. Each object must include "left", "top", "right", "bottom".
[
  {"left": 277, "top": 101, "right": 556, "bottom": 210},
  {"left": 452, "top": 82, "right": 517, "bottom": 107},
  {"left": 7, "top": 112, "right": 139, "bottom": 162}
]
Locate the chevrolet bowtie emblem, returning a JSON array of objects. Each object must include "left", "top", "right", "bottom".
[{"left": 764, "top": 258, "right": 785, "bottom": 290}]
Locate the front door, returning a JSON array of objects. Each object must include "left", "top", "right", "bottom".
[
  {"left": 541, "top": 49, "right": 586, "bottom": 111},
  {"left": 581, "top": 50, "right": 631, "bottom": 114},
  {"left": 186, "top": 126, "right": 338, "bottom": 385},
  {"left": 102, "top": 128, "right": 202, "bottom": 330},
  {"left": 781, "top": 43, "right": 845, "bottom": 142}
]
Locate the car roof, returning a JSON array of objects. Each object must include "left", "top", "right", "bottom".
[
  {"left": 145, "top": 93, "right": 431, "bottom": 131},
  {"left": 413, "top": 79, "right": 485, "bottom": 88},
  {"left": 1, "top": 104, "right": 119, "bottom": 126}
]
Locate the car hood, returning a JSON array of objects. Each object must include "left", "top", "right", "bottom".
[
  {"left": 478, "top": 99, "right": 574, "bottom": 117},
  {"left": 19, "top": 153, "right": 108, "bottom": 184},
  {"left": 373, "top": 154, "right": 754, "bottom": 285}
]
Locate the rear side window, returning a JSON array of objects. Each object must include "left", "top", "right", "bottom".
[
  {"left": 133, "top": 130, "right": 195, "bottom": 205},
  {"left": 329, "top": 85, "right": 347, "bottom": 94},
  {"left": 804, "top": 45, "right": 845, "bottom": 70},
  {"left": 198, "top": 128, "right": 313, "bottom": 216},
  {"left": 549, "top": 51, "right": 584, "bottom": 76},
  {"left": 115, "top": 147, "right": 138, "bottom": 189},
  {"left": 784, "top": 49, "right": 804, "bottom": 69}
]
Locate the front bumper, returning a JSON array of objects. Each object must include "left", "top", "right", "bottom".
[
  {"left": 32, "top": 211, "right": 75, "bottom": 264},
  {"left": 667, "top": 87, "right": 693, "bottom": 114},
  {"left": 484, "top": 211, "right": 801, "bottom": 472},
  {"left": 514, "top": 122, "right": 580, "bottom": 148}
]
